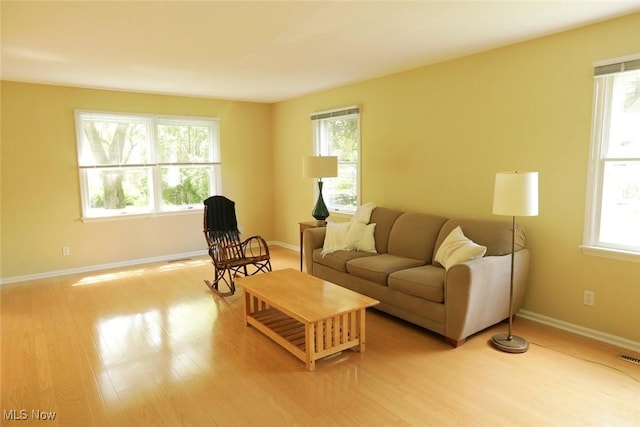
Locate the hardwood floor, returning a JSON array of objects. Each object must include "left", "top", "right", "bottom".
[{"left": 1, "top": 246, "right": 638, "bottom": 426}]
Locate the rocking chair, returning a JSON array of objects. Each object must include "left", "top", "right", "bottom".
[{"left": 203, "top": 196, "right": 271, "bottom": 296}]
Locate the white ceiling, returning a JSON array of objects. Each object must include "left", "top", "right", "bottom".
[{"left": 2, "top": 1, "right": 640, "bottom": 103}]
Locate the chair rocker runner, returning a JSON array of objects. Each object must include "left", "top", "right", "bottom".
[{"left": 203, "top": 196, "right": 272, "bottom": 296}]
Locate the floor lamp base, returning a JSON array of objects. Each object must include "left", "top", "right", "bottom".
[{"left": 491, "top": 333, "right": 529, "bottom": 353}]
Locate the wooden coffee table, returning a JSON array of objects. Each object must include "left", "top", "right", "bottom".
[{"left": 237, "top": 269, "right": 379, "bottom": 371}]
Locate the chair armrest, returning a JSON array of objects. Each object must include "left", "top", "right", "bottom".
[
  {"left": 303, "top": 227, "right": 326, "bottom": 274},
  {"left": 444, "top": 249, "right": 530, "bottom": 341},
  {"left": 242, "top": 235, "right": 271, "bottom": 258}
]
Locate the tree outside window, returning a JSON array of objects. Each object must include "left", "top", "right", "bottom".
[{"left": 76, "top": 111, "right": 220, "bottom": 219}]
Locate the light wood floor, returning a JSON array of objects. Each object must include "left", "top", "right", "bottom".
[{"left": 1, "top": 246, "right": 638, "bottom": 426}]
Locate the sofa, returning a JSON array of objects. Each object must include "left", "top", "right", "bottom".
[{"left": 303, "top": 206, "right": 529, "bottom": 347}]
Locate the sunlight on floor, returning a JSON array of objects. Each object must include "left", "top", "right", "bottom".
[
  {"left": 73, "top": 269, "right": 148, "bottom": 286},
  {"left": 159, "top": 259, "right": 209, "bottom": 271},
  {"left": 73, "top": 259, "right": 209, "bottom": 286}
]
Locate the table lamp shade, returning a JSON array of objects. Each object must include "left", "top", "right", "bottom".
[
  {"left": 493, "top": 171, "right": 539, "bottom": 217},
  {"left": 303, "top": 156, "right": 338, "bottom": 178}
]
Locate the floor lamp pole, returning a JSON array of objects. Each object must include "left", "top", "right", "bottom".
[{"left": 491, "top": 215, "right": 529, "bottom": 353}]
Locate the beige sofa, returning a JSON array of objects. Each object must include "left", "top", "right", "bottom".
[{"left": 303, "top": 207, "right": 529, "bottom": 347}]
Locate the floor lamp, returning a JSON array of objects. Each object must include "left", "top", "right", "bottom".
[
  {"left": 303, "top": 156, "right": 337, "bottom": 223},
  {"left": 491, "top": 171, "right": 539, "bottom": 353}
]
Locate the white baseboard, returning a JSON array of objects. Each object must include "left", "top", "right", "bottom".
[
  {"left": 270, "top": 241, "right": 298, "bottom": 252},
  {"left": 0, "top": 241, "right": 297, "bottom": 285},
  {"left": 0, "top": 250, "right": 209, "bottom": 285},
  {"left": 0, "top": 242, "right": 294, "bottom": 285},
  {"left": 519, "top": 309, "right": 640, "bottom": 353}
]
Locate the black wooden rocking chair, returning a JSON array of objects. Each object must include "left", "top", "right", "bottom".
[{"left": 203, "top": 196, "right": 271, "bottom": 296}]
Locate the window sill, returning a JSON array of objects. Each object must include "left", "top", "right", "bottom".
[
  {"left": 580, "top": 245, "right": 640, "bottom": 263},
  {"left": 81, "top": 208, "right": 202, "bottom": 223}
]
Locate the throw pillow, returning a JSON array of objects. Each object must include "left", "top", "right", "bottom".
[
  {"left": 347, "top": 222, "right": 377, "bottom": 253},
  {"left": 321, "top": 222, "right": 351, "bottom": 256},
  {"left": 351, "top": 202, "right": 376, "bottom": 224},
  {"left": 434, "top": 226, "right": 487, "bottom": 270},
  {"left": 321, "top": 203, "right": 378, "bottom": 256}
]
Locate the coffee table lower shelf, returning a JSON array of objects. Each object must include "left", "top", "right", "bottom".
[{"left": 245, "top": 299, "right": 366, "bottom": 371}]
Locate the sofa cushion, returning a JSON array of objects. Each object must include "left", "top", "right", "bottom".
[
  {"left": 434, "top": 219, "right": 525, "bottom": 261},
  {"left": 313, "top": 248, "right": 377, "bottom": 273},
  {"left": 388, "top": 265, "right": 446, "bottom": 303},
  {"left": 387, "top": 213, "right": 449, "bottom": 261},
  {"left": 346, "top": 254, "right": 426, "bottom": 285},
  {"left": 369, "top": 207, "right": 404, "bottom": 254}
]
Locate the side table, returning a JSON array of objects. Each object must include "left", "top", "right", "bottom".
[{"left": 299, "top": 221, "right": 326, "bottom": 271}]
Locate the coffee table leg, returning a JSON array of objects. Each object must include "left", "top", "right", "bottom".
[
  {"left": 357, "top": 308, "right": 366, "bottom": 352},
  {"left": 244, "top": 290, "right": 251, "bottom": 326},
  {"left": 305, "top": 323, "right": 315, "bottom": 371}
]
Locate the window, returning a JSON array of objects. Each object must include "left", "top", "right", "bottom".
[
  {"left": 75, "top": 111, "right": 221, "bottom": 219},
  {"left": 311, "top": 106, "right": 360, "bottom": 213},
  {"left": 583, "top": 56, "right": 640, "bottom": 260}
]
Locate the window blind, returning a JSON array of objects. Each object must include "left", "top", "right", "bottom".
[
  {"left": 310, "top": 106, "right": 359, "bottom": 121},
  {"left": 594, "top": 58, "right": 640, "bottom": 76}
]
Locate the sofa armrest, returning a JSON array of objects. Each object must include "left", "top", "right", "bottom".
[
  {"left": 444, "top": 249, "right": 530, "bottom": 342},
  {"left": 303, "top": 227, "right": 326, "bottom": 274}
]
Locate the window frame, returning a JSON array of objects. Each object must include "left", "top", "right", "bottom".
[
  {"left": 582, "top": 55, "right": 640, "bottom": 263},
  {"left": 75, "top": 110, "right": 221, "bottom": 221},
  {"left": 310, "top": 106, "right": 361, "bottom": 215}
]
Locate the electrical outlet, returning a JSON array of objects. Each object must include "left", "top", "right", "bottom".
[
  {"left": 583, "top": 290, "right": 594, "bottom": 306},
  {"left": 62, "top": 246, "right": 70, "bottom": 256}
]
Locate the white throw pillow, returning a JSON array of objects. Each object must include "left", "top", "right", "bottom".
[
  {"left": 351, "top": 202, "right": 376, "bottom": 224},
  {"left": 321, "top": 203, "right": 378, "bottom": 256},
  {"left": 434, "top": 226, "right": 487, "bottom": 270},
  {"left": 321, "top": 222, "right": 351, "bottom": 256},
  {"left": 347, "top": 222, "right": 377, "bottom": 253}
]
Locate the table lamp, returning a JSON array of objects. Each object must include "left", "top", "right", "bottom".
[{"left": 303, "top": 156, "right": 337, "bottom": 223}]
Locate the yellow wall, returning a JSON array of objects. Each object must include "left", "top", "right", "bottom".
[
  {"left": 2, "top": 13, "right": 639, "bottom": 343},
  {"left": 272, "top": 13, "right": 640, "bottom": 342},
  {"left": 1, "top": 83, "right": 273, "bottom": 278}
]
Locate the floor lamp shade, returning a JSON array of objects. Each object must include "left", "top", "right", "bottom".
[
  {"left": 303, "top": 156, "right": 338, "bottom": 222},
  {"left": 493, "top": 171, "right": 539, "bottom": 217},
  {"left": 491, "top": 171, "right": 538, "bottom": 354}
]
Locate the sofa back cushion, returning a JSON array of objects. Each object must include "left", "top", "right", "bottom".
[
  {"left": 434, "top": 219, "right": 525, "bottom": 261},
  {"left": 388, "top": 213, "right": 449, "bottom": 261},
  {"left": 369, "top": 207, "right": 404, "bottom": 254}
]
